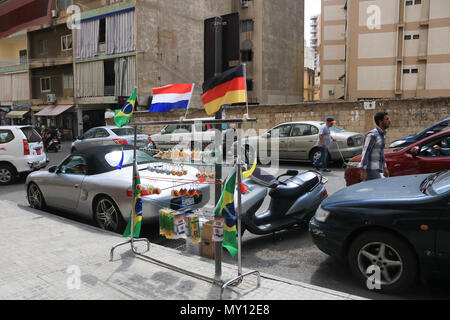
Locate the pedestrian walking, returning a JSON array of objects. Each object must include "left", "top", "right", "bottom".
[
  {"left": 359, "top": 111, "right": 391, "bottom": 181},
  {"left": 313, "top": 117, "right": 336, "bottom": 172}
]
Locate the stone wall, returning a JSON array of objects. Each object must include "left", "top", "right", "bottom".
[{"left": 107, "top": 97, "right": 450, "bottom": 145}]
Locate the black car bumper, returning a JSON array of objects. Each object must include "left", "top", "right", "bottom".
[{"left": 309, "top": 217, "right": 347, "bottom": 259}]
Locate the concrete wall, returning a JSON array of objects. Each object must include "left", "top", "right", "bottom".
[{"left": 115, "top": 97, "right": 450, "bottom": 147}]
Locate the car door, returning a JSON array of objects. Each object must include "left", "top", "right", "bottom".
[
  {"left": 266, "top": 124, "right": 292, "bottom": 160},
  {"left": 414, "top": 133, "right": 450, "bottom": 173},
  {"left": 45, "top": 155, "right": 87, "bottom": 210},
  {"left": 287, "top": 124, "right": 318, "bottom": 160}
]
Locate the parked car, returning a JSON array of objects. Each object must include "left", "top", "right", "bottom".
[
  {"left": 389, "top": 117, "right": 450, "bottom": 148},
  {"left": 345, "top": 130, "right": 450, "bottom": 186},
  {"left": 236, "top": 121, "right": 363, "bottom": 164},
  {"left": 150, "top": 117, "right": 236, "bottom": 151},
  {"left": 0, "top": 125, "right": 48, "bottom": 185},
  {"left": 26, "top": 145, "right": 210, "bottom": 233},
  {"left": 71, "top": 126, "right": 151, "bottom": 153},
  {"left": 309, "top": 170, "right": 450, "bottom": 293}
]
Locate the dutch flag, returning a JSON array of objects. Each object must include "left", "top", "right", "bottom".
[{"left": 148, "top": 83, "right": 195, "bottom": 112}]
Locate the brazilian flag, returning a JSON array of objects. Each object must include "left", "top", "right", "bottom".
[
  {"left": 214, "top": 165, "right": 238, "bottom": 258},
  {"left": 123, "top": 161, "right": 143, "bottom": 238},
  {"left": 114, "top": 88, "right": 137, "bottom": 128}
]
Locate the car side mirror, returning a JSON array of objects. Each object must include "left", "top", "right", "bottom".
[
  {"left": 411, "top": 146, "right": 419, "bottom": 157},
  {"left": 48, "top": 166, "right": 58, "bottom": 173},
  {"left": 77, "top": 135, "right": 83, "bottom": 140},
  {"left": 263, "top": 132, "right": 271, "bottom": 138}
]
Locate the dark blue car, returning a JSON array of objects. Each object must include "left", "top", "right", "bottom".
[
  {"left": 309, "top": 170, "right": 450, "bottom": 293},
  {"left": 390, "top": 118, "right": 450, "bottom": 148}
]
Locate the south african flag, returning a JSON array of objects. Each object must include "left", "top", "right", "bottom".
[{"left": 114, "top": 88, "right": 137, "bottom": 128}]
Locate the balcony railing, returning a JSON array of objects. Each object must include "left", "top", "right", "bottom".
[{"left": 104, "top": 85, "right": 115, "bottom": 96}]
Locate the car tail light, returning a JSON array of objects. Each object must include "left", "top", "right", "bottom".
[
  {"left": 113, "top": 139, "right": 128, "bottom": 145},
  {"left": 320, "top": 189, "right": 328, "bottom": 199},
  {"left": 126, "top": 187, "right": 133, "bottom": 197},
  {"left": 347, "top": 137, "right": 354, "bottom": 147},
  {"left": 23, "top": 139, "right": 30, "bottom": 155}
]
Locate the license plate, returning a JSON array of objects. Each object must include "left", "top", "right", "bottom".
[
  {"left": 170, "top": 194, "right": 200, "bottom": 210},
  {"left": 183, "top": 196, "right": 195, "bottom": 206}
]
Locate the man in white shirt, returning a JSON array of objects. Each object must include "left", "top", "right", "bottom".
[{"left": 313, "top": 117, "right": 336, "bottom": 172}]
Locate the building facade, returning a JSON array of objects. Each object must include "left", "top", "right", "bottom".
[
  {"left": 1, "top": 0, "right": 305, "bottom": 134},
  {"left": 321, "top": 0, "right": 450, "bottom": 101}
]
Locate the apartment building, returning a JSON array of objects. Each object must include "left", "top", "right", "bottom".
[
  {"left": 310, "top": 14, "right": 321, "bottom": 100},
  {"left": 321, "top": 0, "right": 450, "bottom": 101}
]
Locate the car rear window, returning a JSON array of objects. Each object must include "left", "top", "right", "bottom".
[
  {"left": 111, "top": 128, "right": 143, "bottom": 136},
  {"left": 20, "top": 127, "right": 41, "bottom": 143},
  {"left": 0, "top": 130, "right": 14, "bottom": 144}
]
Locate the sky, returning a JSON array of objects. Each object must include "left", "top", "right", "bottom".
[{"left": 304, "top": 0, "right": 322, "bottom": 43}]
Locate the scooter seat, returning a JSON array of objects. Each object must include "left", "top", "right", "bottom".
[{"left": 269, "top": 171, "right": 319, "bottom": 199}]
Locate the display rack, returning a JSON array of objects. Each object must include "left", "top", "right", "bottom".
[{"left": 109, "top": 117, "right": 261, "bottom": 299}]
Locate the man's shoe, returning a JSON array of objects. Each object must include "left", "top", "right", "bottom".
[{"left": 322, "top": 169, "right": 332, "bottom": 172}]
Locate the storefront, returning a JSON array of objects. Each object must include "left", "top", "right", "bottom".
[
  {"left": 34, "top": 104, "right": 75, "bottom": 140},
  {"left": 5, "top": 104, "right": 31, "bottom": 125}
]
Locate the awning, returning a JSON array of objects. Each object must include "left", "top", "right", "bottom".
[
  {"left": 6, "top": 110, "right": 29, "bottom": 118},
  {"left": 34, "top": 105, "right": 74, "bottom": 117}
]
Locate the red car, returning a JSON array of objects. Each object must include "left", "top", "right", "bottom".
[{"left": 345, "top": 129, "right": 450, "bottom": 186}]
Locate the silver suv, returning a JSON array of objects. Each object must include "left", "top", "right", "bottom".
[{"left": 71, "top": 126, "right": 150, "bottom": 153}]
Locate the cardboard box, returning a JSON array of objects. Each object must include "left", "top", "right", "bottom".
[
  {"left": 201, "top": 219, "right": 214, "bottom": 240},
  {"left": 201, "top": 239, "right": 221, "bottom": 260}
]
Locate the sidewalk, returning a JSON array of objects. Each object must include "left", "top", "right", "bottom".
[{"left": 0, "top": 199, "right": 365, "bottom": 300}]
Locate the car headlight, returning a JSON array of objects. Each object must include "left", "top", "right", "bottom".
[
  {"left": 314, "top": 206, "right": 331, "bottom": 222},
  {"left": 389, "top": 140, "right": 406, "bottom": 148},
  {"left": 346, "top": 161, "right": 360, "bottom": 168}
]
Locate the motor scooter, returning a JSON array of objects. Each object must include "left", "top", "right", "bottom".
[{"left": 239, "top": 167, "right": 328, "bottom": 235}]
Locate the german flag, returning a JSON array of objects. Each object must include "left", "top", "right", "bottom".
[{"left": 202, "top": 65, "right": 247, "bottom": 115}]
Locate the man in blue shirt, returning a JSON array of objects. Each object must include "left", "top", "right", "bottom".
[{"left": 313, "top": 117, "right": 336, "bottom": 172}]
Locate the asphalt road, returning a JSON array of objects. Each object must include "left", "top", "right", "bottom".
[{"left": 2, "top": 141, "right": 449, "bottom": 300}]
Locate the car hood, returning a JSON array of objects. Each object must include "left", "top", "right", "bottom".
[{"left": 322, "top": 174, "right": 429, "bottom": 207}]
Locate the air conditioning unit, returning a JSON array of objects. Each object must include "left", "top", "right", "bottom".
[
  {"left": 47, "top": 94, "right": 56, "bottom": 104},
  {"left": 241, "top": 0, "right": 249, "bottom": 8},
  {"left": 51, "top": 10, "right": 58, "bottom": 18}
]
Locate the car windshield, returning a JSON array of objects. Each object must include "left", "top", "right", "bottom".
[
  {"left": 420, "top": 170, "right": 450, "bottom": 195},
  {"left": 111, "top": 127, "right": 143, "bottom": 136},
  {"left": 104, "top": 150, "right": 154, "bottom": 168}
]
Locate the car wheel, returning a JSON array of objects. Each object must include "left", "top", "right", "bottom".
[
  {"left": 347, "top": 231, "right": 418, "bottom": 293},
  {"left": 94, "top": 196, "right": 126, "bottom": 233},
  {"left": 309, "top": 147, "right": 331, "bottom": 165},
  {"left": 27, "top": 183, "right": 46, "bottom": 210},
  {"left": 0, "top": 164, "right": 16, "bottom": 185}
]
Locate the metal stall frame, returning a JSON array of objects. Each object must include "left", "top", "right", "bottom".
[{"left": 109, "top": 117, "right": 261, "bottom": 299}]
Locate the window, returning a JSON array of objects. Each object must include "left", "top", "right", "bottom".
[
  {"left": 40, "top": 77, "right": 51, "bottom": 92},
  {"left": 414, "top": 0, "right": 422, "bottom": 4},
  {"left": 61, "top": 34, "right": 72, "bottom": 51},
  {"left": 59, "top": 156, "right": 88, "bottom": 175},
  {"left": 411, "top": 68, "right": 419, "bottom": 74},
  {"left": 95, "top": 129, "right": 109, "bottom": 138},
  {"left": 0, "top": 130, "right": 14, "bottom": 144},
  {"left": 39, "top": 40, "right": 48, "bottom": 54},
  {"left": 99, "top": 18, "right": 106, "bottom": 43},
  {"left": 83, "top": 128, "right": 96, "bottom": 139},
  {"left": 19, "top": 127, "right": 41, "bottom": 143},
  {"left": 241, "top": 20, "right": 254, "bottom": 33},
  {"left": 63, "top": 74, "right": 74, "bottom": 90},
  {"left": 272, "top": 125, "right": 292, "bottom": 138},
  {"left": 246, "top": 79, "right": 254, "bottom": 91},
  {"left": 291, "top": 124, "right": 315, "bottom": 137},
  {"left": 406, "top": 0, "right": 413, "bottom": 5},
  {"left": 413, "top": 34, "right": 420, "bottom": 39},
  {"left": 241, "top": 50, "right": 253, "bottom": 62},
  {"left": 19, "top": 50, "right": 27, "bottom": 64},
  {"left": 404, "top": 35, "right": 412, "bottom": 40},
  {"left": 403, "top": 69, "right": 410, "bottom": 74}
]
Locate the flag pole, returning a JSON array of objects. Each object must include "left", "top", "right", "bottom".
[{"left": 183, "top": 83, "right": 195, "bottom": 119}]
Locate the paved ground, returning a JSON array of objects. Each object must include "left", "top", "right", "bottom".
[{"left": 0, "top": 199, "right": 365, "bottom": 301}]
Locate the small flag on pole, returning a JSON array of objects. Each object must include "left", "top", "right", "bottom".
[
  {"left": 123, "top": 161, "right": 143, "bottom": 238},
  {"left": 149, "top": 83, "right": 194, "bottom": 112},
  {"left": 114, "top": 88, "right": 137, "bottom": 128}
]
